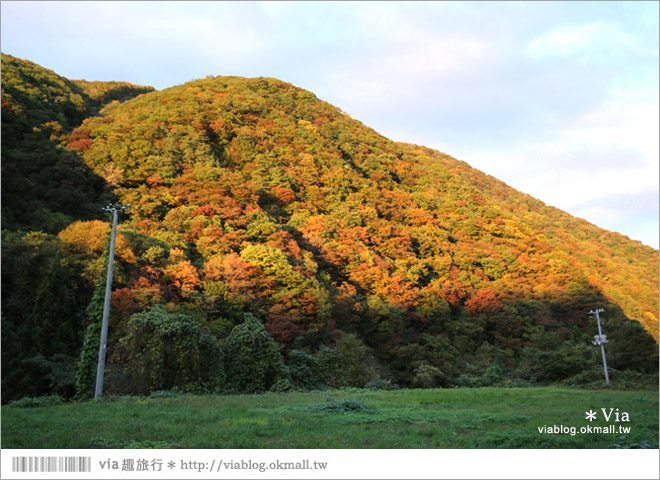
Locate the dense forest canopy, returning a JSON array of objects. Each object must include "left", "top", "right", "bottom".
[{"left": 2, "top": 53, "right": 657, "bottom": 402}]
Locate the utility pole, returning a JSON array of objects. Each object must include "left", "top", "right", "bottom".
[
  {"left": 590, "top": 308, "right": 610, "bottom": 385},
  {"left": 94, "top": 203, "right": 132, "bottom": 399}
]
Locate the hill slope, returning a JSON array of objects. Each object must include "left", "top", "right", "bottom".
[
  {"left": 1, "top": 53, "right": 154, "bottom": 232},
  {"left": 1, "top": 57, "right": 657, "bottom": 401}
]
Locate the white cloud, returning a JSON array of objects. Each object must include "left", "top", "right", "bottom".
[
  {"left": 462, "top": 86, "right": 659, "bottom": 248},
  {"left": 572, "top": 205, "right": 631, "bottom": 228},
  {"left": 527, "top": 21, "right": 636, "bottom": 59},
  {"left": 311, "top": 3, "right": 508, "bottom": 121},
  {"left": 564, "top": 90, "right": 660, "bottom": 171}
]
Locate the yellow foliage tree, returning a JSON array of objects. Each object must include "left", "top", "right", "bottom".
[{"left": 58, "top": 220, "right": 136, "bottom": 263}]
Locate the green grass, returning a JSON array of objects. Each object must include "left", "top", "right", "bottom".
[{"left": 2, "top": 387, "right": 658, "bottom": 448}]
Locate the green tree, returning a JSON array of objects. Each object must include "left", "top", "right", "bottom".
[
  {"left": 1, "top": 231, "right": 63, "bottom": 403},
  {"left": 224, "top": 313, "right": 288, "bottom": 393},
  {"left": 26, "top": 251, "right": 80, "bottom": 358},
  {"left": 335, "top": 333, "right": 380, "bottom": 387},
  {"left": 287, "top": 349, "right": 318, "bottom": 390},
  {"left": 518, "top": 327, "right": 597, "bottom": 383},
  {"left": 17, "top": 251, "right": 81, "bottom": 400},
  {"left": 314, "top": 346, "right": 346, "bottom": 388}
]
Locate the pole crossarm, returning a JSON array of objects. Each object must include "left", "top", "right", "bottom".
[{"left": 102, "top": 202, "right": 134, "bottom": 214}]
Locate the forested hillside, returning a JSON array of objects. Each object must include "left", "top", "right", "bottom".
[
  {"left": 2, "top": 54, "right": 657, "bottom": 402},
  {"left": 1, "top": 54, "right": 154, "bottom": 233}
]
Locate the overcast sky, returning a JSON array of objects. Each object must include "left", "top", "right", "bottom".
[{"left": 2, "top": 1, "right": 658, "bottom": 248}]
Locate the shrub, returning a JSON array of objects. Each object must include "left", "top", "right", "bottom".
[
  {"left": 497, "top": 378, "right": 533, "bottom": 388},
  {"left": 8, "top": 394, "right": 63, "bottom": 408},
  {"left": 364, "top": 379, "right": 400, "bottom": 390},
  {"left": 269, "top": 378, "right": 294, "bottom": 393},
  {"left": 562, "top": 367, "right": 659, "bottom": 390},
  {"left": 455, "top": 364, "right": 502, "bottom": 387},
  {"left": 412, "top": 364, "right": 444, "bottom": 388},
  {"left": 21, "top": 354, "right": 78, "bottom": 399},
  {"left": 454, "top": 364, "right": 531, "bottom": 388},
  {"left": 149, "top": 388, "right": 182, "bottom": 399}
]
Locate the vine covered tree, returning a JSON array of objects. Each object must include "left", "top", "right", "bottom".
[
  {"left": 108, "top": 305, "right": 225, "bottom": 395},
  {"left": 224, "top": 313, "right": 289, "bottom": 393}
]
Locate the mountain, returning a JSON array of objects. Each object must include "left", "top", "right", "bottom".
[{"left": 2, "top": 54, "right": 657, "bottom": 401}]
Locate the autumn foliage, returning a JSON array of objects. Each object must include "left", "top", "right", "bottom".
[{"left": 2, "top": 54, "right": 658, "bottom": 401}]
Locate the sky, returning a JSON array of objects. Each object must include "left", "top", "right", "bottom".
[{"left": 2, "top": 1, "right": 658, "bottom": 249}]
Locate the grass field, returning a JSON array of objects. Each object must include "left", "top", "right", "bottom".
[{"left": 2, "top": 387, "right": 658, "bottom": 449}]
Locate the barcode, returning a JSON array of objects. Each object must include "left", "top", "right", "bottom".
[{"left": 12, "top": 456, "right": 92, "bottom": 473}]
